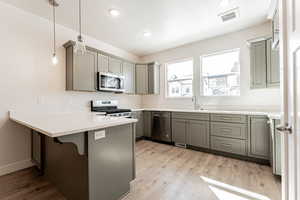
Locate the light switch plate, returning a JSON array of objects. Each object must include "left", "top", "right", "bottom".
[{"left": 94, "top": 130, "right": 106, "bottom": 140}]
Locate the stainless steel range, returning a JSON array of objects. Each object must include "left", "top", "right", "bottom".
[{"left": 91, "top": 100, "right": 132, "bottom": 118}]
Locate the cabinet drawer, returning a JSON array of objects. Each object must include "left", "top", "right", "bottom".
[
  {"left": 211, "top": 136, "right": 247, "bottom": 156},
  {"left": 172, "top": 112, "right": 209, "bottom": 121},
  {"left": 211, "top": 122, "right": 247, "bottom": 139},
  {"left": 211, "top": 114, "right": 247, "bottom": 123}
]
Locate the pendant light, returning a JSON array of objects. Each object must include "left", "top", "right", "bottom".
[
  {"left": 74, "top": 0, "right": 86, "bottom": 55},
  {"left": 49, "top": 0, "right": 59, "bottom": 65}
]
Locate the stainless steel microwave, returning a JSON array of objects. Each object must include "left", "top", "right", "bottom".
[{"left": 97, "top": 72, "right": 125, "bottom": 93}]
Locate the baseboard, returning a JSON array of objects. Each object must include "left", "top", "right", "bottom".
[{"left": 0, "top": 159, "right": 34, "bottom": 176}]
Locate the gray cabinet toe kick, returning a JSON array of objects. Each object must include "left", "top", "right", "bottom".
[{"left": 31, "top": 123, "right": 136, "bottom": 200}]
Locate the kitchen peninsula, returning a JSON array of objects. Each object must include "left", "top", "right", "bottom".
[{"left": 9, "top": 111, "right": 137, "bottom": 200}]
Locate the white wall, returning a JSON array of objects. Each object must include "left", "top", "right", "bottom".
[
  {"left": 0, "top": 2, "right": 142, "bottom": 175},
  {"left": 141, "top": 22, "right": 281, "bottom": 111}
]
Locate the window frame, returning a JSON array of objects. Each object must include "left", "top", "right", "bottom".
[
  {"left": 200, "top": 48, "right": 241, "bottom": 97},
  {"left": 165, "top": 57, "right": 194, "bottom": 99}
]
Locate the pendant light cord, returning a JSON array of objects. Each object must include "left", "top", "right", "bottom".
[
  {"left": 79, "top": 0, "right": 82, "bottom": 39},
  {"left": 53, "top": 3, "right": 56, "bottom": 55}
]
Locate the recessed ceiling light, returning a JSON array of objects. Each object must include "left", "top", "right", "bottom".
[
  {"left": 109, "top": 9, "right": 120, "bottom": 17},
  {"left": 143, "top": 31, "right": 152, "bottom": 37}
]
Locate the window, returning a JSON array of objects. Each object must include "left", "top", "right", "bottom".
[
  {"left": 201, "top": 49, "right": 240, "bottom": 96},
  {"left": 166, "top": 59, "right": 193, "bottom": 97}
]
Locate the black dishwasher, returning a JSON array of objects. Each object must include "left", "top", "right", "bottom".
[{"left": 151, "top": 112, "right": 172, "bottom": 142}]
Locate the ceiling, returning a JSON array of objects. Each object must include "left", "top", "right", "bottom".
[{"left": 0, "top": 0, "right": 271, "bottom": 56}]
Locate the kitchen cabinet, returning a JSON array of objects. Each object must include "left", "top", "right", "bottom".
[
  {"left": 211, "top": 136, "right": 247, "bottom": 156},
  {"left": 248, "top": 116, "right": 270, "bottom": 160},
  {"left": 136, "top": 63, "right": 160, "bottom": 95},
  {"left": 123, "top": 62, "right": 136, "bottom": 94},
  {"left": 97, "top": 54, "right": 109, "bottom": 73},
  {"left": 250, "top": 40, "right": 267, "bottom": 89},
  {"left": 148, "top": 62, "right": 160, "bottom": 95},
  {"left": 187, "top": 120, "right": 210, "bottom": 148},
  {"left": 132, "top": 111, "right": 144, "bottom": 139},
  {"left": 210, "top": 122, "right": 247, "bottom": 140},
  {"left": 267, "top": 39, "right": 280, "bottom": 87},
  {"left": 172, "top": 112, "right": 210, "bottom": 148},
  {"left": 64, "top": 43, "right": 97, "bottom": 92},
  {"left": 172, "top": 119, "right": 187, "bottom": 145},
  {"left": 109, "top": 57, "right": 123, "bottom": 75},
  {"left": 249, "top": 38, "right": 280, "bottom": 89},
  {"left": 143, "top": 111, "right": 152, "bottom": 138},
  {"left": 270, "top": 119, "right": 281, "bottom": 175},
  {"left": 136, "top": 64, "right": 149, "bottom": 94}
]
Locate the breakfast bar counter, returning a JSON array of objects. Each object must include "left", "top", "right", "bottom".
[{"left": 9, "top": 111, "right": 137, "bottom": 200}]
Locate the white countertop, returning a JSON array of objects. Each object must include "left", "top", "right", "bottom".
[
  {"left": 131, "top": 108, "right": 281, "bottom": 119},
  {"left": 9, "top": 111, "right": 137, "bottom": 138}
]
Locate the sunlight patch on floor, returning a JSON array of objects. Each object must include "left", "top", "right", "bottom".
[{"left": 201, "top": 176, "right": 271, "bottom": 200}]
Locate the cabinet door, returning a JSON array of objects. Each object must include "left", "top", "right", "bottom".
[
  {"left": 250, "top": 40, "right": 267, "bottom": 89},
  {"left": 148, "top": 63, "right": 160, "bottom": 95},
  {"left": 267, "top": 39, "right": 280, "bottom": 87},
  {"left": 172, "top": 119, "right": 186, "bottom": 144},
  {"left": 136, "top": 64, "right": 148, "bottom": 94},
  {"left": 97, "top": 54, "right": 109, "bottom": 73},
  {"left": 109, "top": 57, "right": 123, "bottom": 75},
  {"left": 187, "top": 120, "right": 210, "bottom": 148},
  {"left": 248, "top": 116, "right": 270, "bottom": 159},
  {"left": 132, "top": 111, "right": 144, "bottom": 138},
  {"left": 143, "top": 111, "right": 152, "bottom": 138},
  {"left": 274, "top": 119, "right": 282, "bottom": 175},
  {"left": 73, "top": 49, "right": 97, "bottom": 91},
  {"left": 123, "top": 62, "right": 136, "bottom": 94}
]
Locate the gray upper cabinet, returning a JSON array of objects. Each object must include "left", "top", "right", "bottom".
[
  {"left": 97, "top": 54, "right": 109, "bottom": 73},
  {"left": 248, "top": 116, "right": 270, "bottom": 160},
  {"left": 267, "top": 39, "right": 280, "bottom": 87},
  {"left": 109, "top": 57, "right": 123, "bottom": 75},
  {"left": 249, "top": 38, "right": 280, "bottom": 89},
  {"left": 136, "top": 64, "right": 149, "bottom": 94},
  {"left": 65, "top": 43, "right": 97, "bottom": 92},
  {"left": 250, "top": 40, "right": 267, "bottom": 89},
  {"left": 187, "top": 120, "right": 210, "bottom": 148},
  {"left": 148, "top": 62, "right": 160, "bottom": 95},
  {"left": 172, "top": 119, "right": 187, "bottom": 145},
  {"left": 123, "top": 62, "right": 136, "bottom": 94}
]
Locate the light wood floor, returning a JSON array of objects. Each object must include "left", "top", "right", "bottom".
[{"left": 0, "top": 140, "right": 281, "bottom": 200}]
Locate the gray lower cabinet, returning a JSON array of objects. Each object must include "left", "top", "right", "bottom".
[
  {"left": 187, "top": 120, "right": 210, "bottom": 148},
  {"left": 143, "top": 111, "right": 152, "bottom": 138},
  {"left": 210, "top": 122, "right": 247, "bottom": 140},
  {"left": 132, "top": 111, "right": 144, "bottom": 138},
  {"left": 270, "top": 119, "right": 281, "bottom": 175},
  {"left": 250, "top": 40, "right": 267, "bottom": 89},
  {"left": 211, "top": 136, "right": 247, "bottom": 156},
  {"left": 248, "top": 116, "right": 270, "bottom": 160},
  {"left": 135, "top": 64, "right": 149, "bottom": 94},
  {"left": 65, "top": 43, "right": 98, "bottom": 92},
  {"left": 123, "top": 62, "right": 136, "bottom": 94},
  {"left": 172, "top": 119, "right": 187, "bottom": 145}
]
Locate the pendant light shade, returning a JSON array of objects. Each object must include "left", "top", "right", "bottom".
[
  {"left": 74, "top": 0, "right": 86, "bottom": 55},
  {"left": 50, "top": 0, "right": 59, "bottom": 65}
]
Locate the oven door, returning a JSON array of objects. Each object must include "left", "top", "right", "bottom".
[{"left": 98, "top": 72, "right": 125, "bottom": 92}]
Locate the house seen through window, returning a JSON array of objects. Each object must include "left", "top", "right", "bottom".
[
  {"left": 166, "top": 59, "right": 193, "bottom": 97},
  {"left": 201, "top": 49, "right": 240, "bottom": 96}
]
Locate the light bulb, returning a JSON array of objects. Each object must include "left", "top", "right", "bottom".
[
  {"left": 74, "top": 35, "right": 87, "bottom": 55},
  {"left": 52, "top": 54, "right": 58, "bottom": 65}
]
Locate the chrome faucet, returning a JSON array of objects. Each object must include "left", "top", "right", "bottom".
[{"left": 192, "top": 96, "right": 203, "bottom": 110}]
